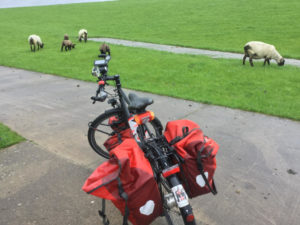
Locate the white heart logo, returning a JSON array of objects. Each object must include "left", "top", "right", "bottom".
[
  {"left": 196, "top": 172, "right": 209, "bottom": 187},
  {"left": 139, "top": 200, "right": 155, "bottom": 216}
]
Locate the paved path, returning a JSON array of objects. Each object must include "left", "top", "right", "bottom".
[
  {"left": 90, "top": 38, "right": 300, "bottom": 67},
  {"left": 1, "top": 66, "right": 300, "bottom": 225},
  {"left": 0, "top": 0, "right": 114, "bottom": 9}
]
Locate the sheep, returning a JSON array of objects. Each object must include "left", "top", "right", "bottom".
[
  {"left": 64, "top": 34, "right": 69, "bottom": 40},
  {"left": 78, "top": 29, "right": 88, "bottom": 42},
  {"left": 61, "top": 40, "right": 76, "bottom": 51},
  {"left": 243, "top": 41, "right": 285, "bottom": 66},
  {"left": 28, "top": 34, "right": 44, "bottom": 52},
  {"left": 99, "top": 43, "right": 111, "bottom": 55}
]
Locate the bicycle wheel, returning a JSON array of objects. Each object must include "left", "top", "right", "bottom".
[
  {"left": 136, "top": 116, "right": 163, "bottom": 141},
  {"left": 88, "top": 108, "right": 126, "bottom": 158},
  {"left": 88, "top": 108, "right": 164, "bottom": 158},
  {"left": 159, "top": 175, "right": 196, "bottom": 225}
]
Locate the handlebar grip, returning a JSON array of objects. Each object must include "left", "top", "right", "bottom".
[{"left": 105, "top": 75, "right": 119, "bottom": 81}]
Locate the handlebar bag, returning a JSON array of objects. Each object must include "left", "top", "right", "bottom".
[
  {"left": 82, "top": 139, "right": 163, "bottom": 225},
  {"left": 164, "top": 120, "right": 219, "bottom": 198}
]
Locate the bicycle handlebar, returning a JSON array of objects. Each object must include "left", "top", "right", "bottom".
[
  {"left": 104, "top": 75, "right": 119, "bottom": 81},
  {"left": 91, "top": 74, "right": 130, "bottom": 118}
]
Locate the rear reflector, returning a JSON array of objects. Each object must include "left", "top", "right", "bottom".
[
  {"left": 186, "top": 214, "right": 194, "bottom": 222},
  {"left": 162, "top": 164, "right": 180, "bottom": 178}
]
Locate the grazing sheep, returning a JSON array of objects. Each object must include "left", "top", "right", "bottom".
[
  {"left": 99, "top": 43, "right": 111, "bottom": 55},
  {"left": 243, "top": 41, "right": 285, "bottom": 66},
  {"left": 78, "top": 29, "right": 88, "bottom": 42},
  {"left": 64, "top": 34, "right": 69, "bottom": 40},
  {"left": 61, "top": 40, "right": 76, "bottom": 51},
  {"left": 28, "top": 34, "right": 44, "bottom": 52}
]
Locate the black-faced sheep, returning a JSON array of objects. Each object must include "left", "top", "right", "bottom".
[
  {"left": 28, "top": 34, "right": 44, "bottom": 52},
  {"left": 61, "top": 40, "right": 76, "bottom": 51},
  {"left": 78, "top": 29, "right": 88, "bottom": 42},
  {"left": 243, "top": 41, "right": 285, "bottom": 66},
  {"left": 99, "top": 43, "right": 111, "bottom": 55}
]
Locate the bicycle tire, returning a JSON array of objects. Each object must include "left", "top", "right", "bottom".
[
  {"left": 160, "top": 176, "right": 197, "bottom": 225},
  {"left": 88, "top": 108, "right": 163, "bottom": 158}
]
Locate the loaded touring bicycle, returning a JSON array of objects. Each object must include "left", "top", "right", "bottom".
[{"left": 83, "top": 55, "right": 219, "bottom": 225}]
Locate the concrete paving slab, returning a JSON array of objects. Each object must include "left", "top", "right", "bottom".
[
  {"left": 1, "top": 66, "right": 300, "bottom": 225},
  {"left": 0, "top": 141, "right": 112, "bottom": 225},
  {"left": 0, "top": 141, "right": 187, "bottom": 225}
]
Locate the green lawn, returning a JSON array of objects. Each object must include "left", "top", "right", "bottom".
[
  {"left": 1, "top": 0, "right": 299, "bottom": 58},
  {"left": 0, "top": 0, "right": 299, "bottom": 120},
  {"left": 0, "top": 123, "right": 25, "bottom": 150}
]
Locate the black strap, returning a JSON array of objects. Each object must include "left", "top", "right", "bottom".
[
  {"left": 98, "top": 199, "right": 110, "bottom": 225},
  {"left": 178, "top": 163, "right": 191, "bottom": 195},
  {"left": 196, "top": 150, "right": 217, "bottom": 195},
  {"left": 117, "top": 132, "right": 122, "bottom": 144},
  {"left": 169, "top": 127, "right": 201, "bottom": 146},
  {"left": 117, "top": 176, "right": 129, "bottom": 225}
]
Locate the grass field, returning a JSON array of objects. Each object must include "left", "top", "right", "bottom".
[
  {"left": 0, "top": 123, "right": 25, "bottom": 150},
  {"left": 0, "top": 0, "right": 299, "bottom": 120},
  {"left": 1, "top": 0, "right": 299, "bottom": 58}
]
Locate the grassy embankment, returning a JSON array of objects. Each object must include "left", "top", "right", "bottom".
[{"left": 0, "top": 0, "right": 299, "bottom": 120}]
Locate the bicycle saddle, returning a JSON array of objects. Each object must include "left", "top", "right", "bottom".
[{"left": 128, "top": 93, "right": 153, "bottom": 112}]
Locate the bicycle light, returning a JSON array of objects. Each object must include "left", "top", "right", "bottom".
[
  {"left": 99, "top": 91, "right": 107, "bottom": 102},
  {"left": 134, "top": 111, "right": 155, "bottom": 125}
]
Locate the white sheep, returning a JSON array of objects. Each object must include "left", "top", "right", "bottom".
[
  {"left": 28, "top": 34, "right": 44, "bottom": 52},
  {"left": 243, "top": 41, "right": 285, "bottom": 66},
  {"left": 78, "top": 29, "right": 88, "bottom": 42}
]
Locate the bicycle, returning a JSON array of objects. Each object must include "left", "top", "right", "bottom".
[
  {"left": 88, "top": 55, "right": 163, "bottom": 158},
  {"left": 87, "top": 57, "right": 197, "bottom": 225}
]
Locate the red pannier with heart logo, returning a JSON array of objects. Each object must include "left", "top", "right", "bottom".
[
  {"left": 82, "top": 138, "right": 163, "bottom": 225},
  {"left": 164, "top": 120, "right": 218, "bottom": 198}
]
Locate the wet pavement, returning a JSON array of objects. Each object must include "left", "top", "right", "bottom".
[{"left": 1, "top": 66, "right": 300, "bottom": 225}]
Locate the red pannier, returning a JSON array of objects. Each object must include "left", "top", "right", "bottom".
[
  {"left": 103, "top": 116, "right": 133, "bottom": 151},
  {"left": 103, "top": 128, "right": 133, "bottom": 151},
  {"left": 82, "top": 138, "right": 163, "bottom": 225},
  {"left": 164, "top": 120, "right": 218, "bottom": 198}
]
